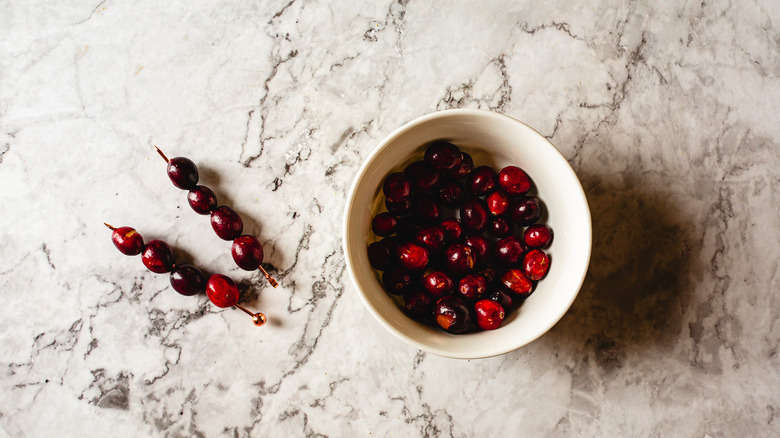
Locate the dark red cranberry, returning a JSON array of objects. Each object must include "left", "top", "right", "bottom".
[
  {"left": 385, "top": 197, "right": 412, "bottom": 216},
  {"left": 486, "top": 288, "right": 514, "bottom": 310},
  {"left": 467, "top": 166, "right": 497, "bottom": 195},
  {"left": 523, "top": 249, "right": 550, "bottom": 280},
  {"left": 231, "top": 235, "right": 264, "bottom": 271},
  {"left": 450, "top": 152, "right": 473, "bottom": 179},
  {"left": 474, "top": 299, "right": 505, "bottom": 330},
  {"left": 368, "top": 241, "right": 392, "bottom": 271},
  {"left": 187, "top": 186, "right": 217, "bottom": 215},
  {"left": 463, "top": 235, "right": 490, "bottom": 263},
  {"left": 424, "top": 141, "right": 462, "bottom": 172},
  {"left": 524, "top": 224, "right": 553, "bottom": 248},
  {"left": 383, "top": 266, "right": 414, "bottom": 295},
  {"left": 142, "top": 240, "right": 175, "bottom": 274},
  {"left": 458, "top": 274, "right": 487, "bottom": 300},
  {"left": 383, "top": 172, "right": 411, "bottom": 202},
  {"left": 498, "top": 166, "right": 531, "bottom": 195},
  {"left": 404, "top": 289, "right": 433, "bottom": 320},
  {"left": 490, "top": 217, "right": 512, "bottom": 237},
  {"left": 440, "top": 218, "right": 463, "bottom": 243},
  {"left": 460, "top": 197, "right": 489, "bottom": 233},
  {"left": 371, "top": 212, "right": 398, "bottom": 237},
  {"left": 396, "top": 242, "right": 429, "bottom": 271},
  {"left": 434, "top": 296, "right": 471, "bottom": 333},
  {"left": 111, "top": 226, "right": 144, "bottom": 256},
  {"left": 511, "top": 197, "right": 543, "bottom": 226},
  {"left": 477, "top": 265, "right": 499, "bottom": 284},
  {"left": 486, "top": 190, "right": 512, "bottom": 216},
  {"left": 169, "top": 264, "right": 206, "bottom": 296},
  {"left": 438, "top": 179, "right": 464, "bottom": 207},
  {"left": 494, "top": 236, "right": 525, "bottom": 266},
  {"left": 501, "top": 268, "right": 533, "bottom": 297},
  {"left": 404, "top": 161, "right": 441, "bottom": 192},
  {"left": 206, "top": 274, "right": 239, "bottom": 308},
  {"left": 422, "top": 270, "right": 455, "bottom": 298},
  {"left": 380, "top": 236, "right": 401, "bottom": 254},
  {"left": 167, "top": 157, "right": 199, "bottom": 190},
  {"left": 444, "top": 244, "right": 476, "bottom": 275},
  {"left": 413, "top": 195, "right": 441, "bottom": 222},
  {"left": 415, "top": 226, "right": 446, "bottom": 251},
  {"left": 211, "top": 206, "right": 243, "bottom": 240},
  {"left": 395, "top": 217, "right": 422, "bottom": 239}
]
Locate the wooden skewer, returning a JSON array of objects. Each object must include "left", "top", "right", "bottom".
[{"left": 153, "top": 145, "right": 169, "bottom": 163}]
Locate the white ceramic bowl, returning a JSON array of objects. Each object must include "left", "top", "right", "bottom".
[{"left": 343, "top": 109, "right": 591, "bottom": 359}]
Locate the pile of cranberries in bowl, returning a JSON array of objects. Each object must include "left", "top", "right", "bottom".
[{"left": 367, "top": 140, "right": 553, "bottom": 334}]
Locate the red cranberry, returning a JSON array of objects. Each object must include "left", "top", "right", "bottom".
[
  {"left": 231, "top": 235, "right": 264, "bottom": 271},
  {"left": 424, "top": 141, "right": 462, "bottom": 172},
  {"left": 111, "top": 226, "right": 144, "bottom": 256},
  {"left": 523, "top": 249, "right": 550, "bottom": 280},
  {"left": 463, "top": 235, "right": 490, "bottom": 263},
  {"left": 460, "top": 197, "right": 489, "bottom": 233},
  {"left": 524, "top": 224, "right": 553, "bottom": 248},
  {"left": 404, "top": 161, "right": 441, "bottom": 192},
  {"left": 206, "top": 274, "right": 239, "bottom": 308},
  {"left": 434, "top": 296, "right": 471, "bottom": 333},
  {"left": 211, "top": 206, "right": 243, "bottom": 240},
  {"left": 444, "top": 244, "right": 476, "bottom": 275},
  {"left": 386, "top": 197, "right": 412, "bottom": 216},
  {"left": 187, "top": 186, "right": 217, "bottom": 215},
  {"left": 498, "top": 166, "right": 531, "bottom": 195},
  {"left": 438, "top": 179, "right": 464, "bottom": 207},
  {"left": 500, "top": 268, "right": 533, "bottom": 297},
  {"left": 511, "top": 197, "right": 542, "bottom": 226},
  {"left": 474, "top": 299, "right": 505, "bottom": 330},
  {"left": 451, "top": 152, "right": 473, "bottom": 179},
  {"left": 458, "top": 274, "right": 487, "bottom": 300},
  {"left": 466, "top": 166, "right": 497, "bottom": 195},
  {"left": 383, "top": 266, "right": 414, "bottom": 295},
  {"left": 142, "top": 240, "right": 175, "bottom": 274},
  {"left": 404, "top": 289, "right": 433, "bottom": 320},
  {"left": 486, "top": 190, "right": 512, "bottom": 216},
  {"left": 440, "top": 218, "right": 463, "bottom": 243},
  {"left": 383, "top": 172, "right": 411, "bottom": 202},
  {"left": 415, "top": 226, "right": 446, "bottom": 251},
  {"left": 368, "top": 241, "right": 392, "bottom": 271},
  {"left": 371, "top": 212, "right": 398, "bottom": 237},
  {"left": 167, "top": 157, "right": 199, "bottom": 190},
  {"left": 396, "top": 242, "right": 429, "bottom": 271},
  {"left": 477, "top": 265, "right": 499, "bottom": 284},
  {"left": 489, "top": 217, "right": 512, "bottom": 237},
  {"left": 380, "top": 236, "right": 401, "bottom": 253},
  {"left": 413, "top": 195, "right": 441, "bottom": 222},
  {"left": 169, "top": 264, "right": 206, "bottom": 296},
  {"left": 493, "top": 236, "right": 525, "bottom": 266},
  {"left": 422, "top": 270, "right": 455, "bottom": 298},
  {"left": 486, "top": 288, "right": 514, "bottom": 310}
]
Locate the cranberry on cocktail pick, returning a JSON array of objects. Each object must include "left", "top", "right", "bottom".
[{"left": 155, "top": 146, "right": 199, "bottom": 190}]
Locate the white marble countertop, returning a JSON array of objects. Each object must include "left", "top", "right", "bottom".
[{"left": 2, "top": 0, "right": 779, "bottom": 436}]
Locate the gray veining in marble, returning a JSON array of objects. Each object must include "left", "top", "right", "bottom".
[{"left": 1, "top": 0, "right": 779, "bottom": 436}]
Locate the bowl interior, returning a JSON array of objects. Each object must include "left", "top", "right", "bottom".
[{"left": 344, "top": 109, "right": 591, "bottom": 359}]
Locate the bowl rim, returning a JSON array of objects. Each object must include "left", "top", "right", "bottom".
[{"left": 342, "top": 108, "right": 592, "bottom": 359}]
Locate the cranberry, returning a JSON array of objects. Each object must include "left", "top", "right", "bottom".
[
  {"left": 187, "top": 186, "right": 217, "bottom": 215},
  {"left": 467, "top": 166, "right": 497, "bottom": 195},
  {"left": 211, "top": 206, "right": 243, "bottom": 240},
  {"left": 383, "top": 267, "right": 414, "bottom": 295},
  {"left": 404, "top": 289, "right": 433, "bottom": 320},
  {"left": 500, "top": 268, "right": 533, "bottom": 297},
  {"left": 524, "top": 224, "right": 553, "bottom": 248},
  {"left": 451, "top": 152, "right": 473, "bottom": 179},
  {"left": 511, "top": 197, "right": 543, "bottom": 226},
  {"left": 380, "top": 236, "right": 401, "bottom": 254},
  {"left": 474, "top": 299, "right": 505, "bottom": 330},
  {"left": 438, "top": 179, "right": 465, "bottom": 207},
  {"left": 371, "top": 212, "right": 398, "bottom": 237},
  {"left": 486, "top": 190, "right": 512, "bottom": 216},
  {"left": 404, "top": 161, "right": 441, "bottom": 192},
  {"left": 231, "top": 235, "right": 264, "bottom": 271},
  {"left": 486, "top": 288, "right": 514, "bottom": 310},
  {"left": 386, "top": 197, "right": 412, "bottom": 216},
  {"left": 111, "top": 226, "right": 144, "bottom": 256},
  {"left": 463, "top": 235, "right": 490, "bottom": 263},
  {"left": 424, "top": 141, "right": 462, "bottom": 172},
  {"left": 383, "top": 172, "right": 411, "bottom": 202},
  {"left": 489, "top": 217, "right": 512, "bottom": 237},
  {"left": 396, "top": 242, "right": 429, "bottom": 271},
  {"left": 434, "top": 296, "right": 471, "bottom": 333},
  {"left": 439, "top": 218, "right": 463, "bottom": 243},
  {"left": 422, "top": 270, "right": 455, "bottom": 298},
  {"left": 415, "top": 226, "right": 446, "bottom": 251},
  {"left": 368, "top": 241, "right": 392, "bottom": 270},
  {"left": 206, "top": 274, "right": 239, "bottom": 308},
  {"left": 169, "top": 264, "right": 206, "bottom": 296},
  {"left": 458, "top": 274, "right": 487, "bottom": 300},
  {"left": 167, "top": 157, "right": 199, "bottom": 190},
  {"left": 395, "top": 217, "right": 422, "bottom": 239},
  {"left": 413, "top": 195, "right": 441, "bottom": 222},
  {"left": 460, "top": 197, "right": 489, "bottom": 233},
  {"left": 477, "top": 265, "right": 499, "bottom": 284},
  {"left": 523, "top": 249, "right": 550, "bottom": 280},
  {"left": 498, "top": 166, "right": 531, "bottom": 195},
  {"left": 444, "top": 244, "right": 475, "bottom": 275},
  {"left": 142, "top": 240, "right": 175, "bottom": 273},
  {"left": 494, "top": 236, "right": 525, "bottom": 266}
]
